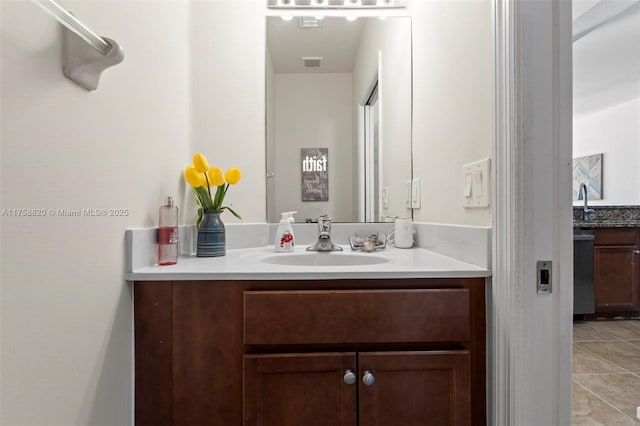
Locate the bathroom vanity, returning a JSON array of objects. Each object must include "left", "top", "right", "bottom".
[
  {"left": 134, "top": 278, "right": 485, "bottom": 426},
  {"left": 128, "top": 243, "right": 490, "bottom": 426}
]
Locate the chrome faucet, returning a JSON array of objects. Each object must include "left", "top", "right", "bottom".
[
  {"left": 577, "top": 183, "right": 595, "bottom": 221},
  {"left": 306, "top": 215, "right": 343, "bottom": 252}
]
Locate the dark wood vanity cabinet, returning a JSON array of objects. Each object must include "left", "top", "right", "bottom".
[
  {"left": 593, "top": 228, "right": 640, "bottom": 315},
  {"left": 134, "top": 278, "right": 486, "bottom": 426},
  {"left": 244, "top": 353, "right": 357, "bottom": 426},
  {"left": 244, "top": 351, "right": 470, "bottom": 426}
]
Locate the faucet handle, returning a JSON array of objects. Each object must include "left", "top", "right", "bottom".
[
  {"left": 317, "top": 215, "right": 332, "bottom": 231},
  {"left": 323, "top": 222, "right": 332, "bottom": 233}
]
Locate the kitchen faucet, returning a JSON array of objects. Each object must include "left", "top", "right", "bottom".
[
  {"left": 306, "top": 215, "right": 343, "bottom": 252},
  {"left": 577, "top": 183, "right": 595, "bottom": 221}
]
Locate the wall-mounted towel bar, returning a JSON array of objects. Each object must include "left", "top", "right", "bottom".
[{"left": 32, "top": 0, "right": 124, "bottom": 91}]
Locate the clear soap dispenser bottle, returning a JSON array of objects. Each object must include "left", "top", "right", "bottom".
[
  {"left": 158, "top": 196, "right": 178, "bottom": 265},
  {"left": 274, "top": 211, "right": 297, "bottom": 252}
]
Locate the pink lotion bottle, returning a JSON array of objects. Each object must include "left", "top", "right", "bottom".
[{"left": 157, "top": 196, "right": 178, "bottom": 265}]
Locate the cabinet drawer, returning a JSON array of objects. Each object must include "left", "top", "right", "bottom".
[
  {"left": 594, "top": 228, "right": 638, "bottom": 246},
  {"left": 244, "top": 289, "right": 470, "bottom": 345}
]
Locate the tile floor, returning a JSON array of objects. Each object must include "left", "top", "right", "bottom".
[{"left": 572, "top": 319, "right": 640, "bottom": 425}]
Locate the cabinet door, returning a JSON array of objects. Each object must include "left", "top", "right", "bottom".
[
  {"left": 244, "top": 353, "right": 356, "bottom": 426},
  {"left": 594, "top": 246, "right": 640, "bottom": 313},
  {"left": 358, "top": 351, "right": 471, "bottom": 426}
]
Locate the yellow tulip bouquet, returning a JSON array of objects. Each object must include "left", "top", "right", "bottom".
[{"left": 184, "top": 152, "right": 242, "bottom": 228}]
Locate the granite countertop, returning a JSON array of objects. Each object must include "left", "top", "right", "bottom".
[
  {"left": 126, "top": 246, "right": 491, "bottom": 281},
  {"left": 574, "top": 221, "right": 640, "bottom": 228},
  {"left": 573, "top": 206, "right": 640, "bottom": 228}
]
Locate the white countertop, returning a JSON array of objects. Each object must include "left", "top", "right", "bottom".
[{"left": 126, "top": 245, "right": 491, "bottom": 281}]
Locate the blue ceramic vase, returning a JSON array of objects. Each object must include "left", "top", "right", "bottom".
[{"left": 197, "top": 210, "right": 226, "bottom": 257}]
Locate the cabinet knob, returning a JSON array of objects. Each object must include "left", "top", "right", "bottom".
[
  {"left": 362, "top": 370, "right": 376, "bottom": 386},
  {"left": 343, "top": 369, "right": 356, "bottom": 385},
  {"left": 634, "top": 250, "right": 640, "bottom": 255}
]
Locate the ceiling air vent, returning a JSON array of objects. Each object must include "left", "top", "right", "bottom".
[{"left": 302, "top": 57, "right": 323, "bottom": 69}]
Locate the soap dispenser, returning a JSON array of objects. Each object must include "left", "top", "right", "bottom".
[{"left": 274, "top": 211, "right": 297, "bottom": 252}]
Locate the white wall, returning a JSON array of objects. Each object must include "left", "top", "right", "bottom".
[
  {"left": 1, "top": 1, "right": 265, "bottom": 423},
  {"left": 266, "top": 51, "right": 277, "bottom": 221},
  {"left": 0, "top": 1, "right": 191, "bottom": 424},
  {"left": 353, "top": 17, "right": 412, "bottom": 220},
  {"left": 573, "top": 5, "right": 640, "bottom": 206},
  {"left": 273, "top": 73, "right": 353, "bottom": 222},
  {"left": 573, "top": 100, "right": 640, "bottom": 205},
  {"left": 410, "top": 0, "right": 493, "bottom": 226},
  {"left": 189, "top": 1, "right": 266, "bottom": 223}
]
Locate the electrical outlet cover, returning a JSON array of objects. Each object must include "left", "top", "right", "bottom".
[
  {"left": 405, "top": 181, "right": 412, "bottom": 208},
  {"left": 382, "top": 187, "right": 389, "bottom": 209},
  {"left": 411, "top": 178, "right": 421, "bottom": 208}
]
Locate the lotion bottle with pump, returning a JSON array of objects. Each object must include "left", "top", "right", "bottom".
[
  {"left": 274, "top": 211, "right": 297, "bottom": 252},
  {"left": 158, "top": 196, "right": 178, "bottom": 265}
]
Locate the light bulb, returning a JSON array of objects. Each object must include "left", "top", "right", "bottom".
[
  {"left": 346, "top": 16, "right": 358, "bottom": 21},
  {"left": 281, "top": 15, "right": 294, "bottom": 21}
]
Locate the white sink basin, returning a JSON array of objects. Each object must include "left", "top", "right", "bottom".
[{"left": 261, "top": 252, "right": 389, "bottom": 267}]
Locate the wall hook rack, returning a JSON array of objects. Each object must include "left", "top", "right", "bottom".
[{"left": 33, "top": 0, "right": 124, "bottom": 91}]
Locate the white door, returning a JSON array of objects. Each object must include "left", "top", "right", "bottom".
[{"left": 492, "top": 0, "right": 573, "bottom": 424}]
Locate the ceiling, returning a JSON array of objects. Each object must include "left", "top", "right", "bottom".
[
  {"left": 267, "top": 16, "right": 365, "bottom": 73},
  {"left": 573, "top": 0, "right": 640, "bottom": 116},
  {"left": 572, "top": 0, "right": 639, "bottom": 41}
]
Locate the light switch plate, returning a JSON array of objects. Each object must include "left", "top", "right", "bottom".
[
  {"left": 405, "top": 181, "right": 412, "bottom": 208},
  {"left": 411, "top": 178, "right": 421, "bottom": 208},
  {"left": 382, "top": 187, "right": 389, "bottom": 209},
  {"left": 462, "top": 158, "right": 490, "bottom": 208}
]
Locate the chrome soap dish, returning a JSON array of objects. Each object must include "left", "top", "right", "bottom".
[{"left": 349, "top": 233, "right": 386, "bottom": 252}]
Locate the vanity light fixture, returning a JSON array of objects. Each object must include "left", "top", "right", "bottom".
[{"left": 268, "top": 0, "right": 405, "bottom": 8}]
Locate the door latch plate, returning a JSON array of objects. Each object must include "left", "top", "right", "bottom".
[{"left": 537, "top": 260, "right": 552, "bottom": 294}]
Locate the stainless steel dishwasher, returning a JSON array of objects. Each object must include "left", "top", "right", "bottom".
[{"left": 574, "top": 229, "right": 595, "bottom": 315}]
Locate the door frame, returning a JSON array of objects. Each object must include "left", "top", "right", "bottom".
[
  {"left": 357, "top": 53, "right": 384, "bottom": 223},
  {"left": 491, "top": 0, "right": 573, "bottom": 424},
  {"left": 364, "top": 82, "right": 382, "bottom": 223}
]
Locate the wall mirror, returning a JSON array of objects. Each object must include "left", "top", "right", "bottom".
[{"left": 266, "top": 15, "right": 412, "bottom": 223}]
